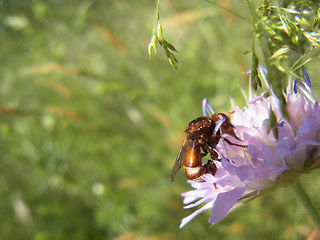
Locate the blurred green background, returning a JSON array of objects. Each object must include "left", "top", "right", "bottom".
[{"left": 1, "top": 0, "right": 320, "bottom": 239}]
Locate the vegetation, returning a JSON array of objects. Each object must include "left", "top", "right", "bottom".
[{"left": 0, "top": 0, "right": 319, "bottom": 239}]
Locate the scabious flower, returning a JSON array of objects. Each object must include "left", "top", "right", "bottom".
[{"left": 179, "top": 66, "right": 320, "bottom": 228}]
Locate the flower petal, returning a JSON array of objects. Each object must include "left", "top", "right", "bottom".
[
  {"left": 209, "top": 187, "right": 245, "bottom": 224},
  {"left": 180, "top": 202, "right": 213, "bottom": 228}
]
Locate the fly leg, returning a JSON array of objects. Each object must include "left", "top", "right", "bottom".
[
  {"left": 202, "top": 159, "right": 217, "bottom": 176},
  {"left": 206, "top": 143, "right": 236, "bottom": 164},
  {"left": 223, "top": 137, "right": 247, "bottom": 148},
  {"left": 196, "top": 145, "right": 218, "bottom": 177}
]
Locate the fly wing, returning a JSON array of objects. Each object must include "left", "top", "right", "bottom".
[
  {"left": 171, "top": 138, "right": 191, "bottom": 182},
  {"left": 186, "top": 126, "right": 212, "bottom": 141}
]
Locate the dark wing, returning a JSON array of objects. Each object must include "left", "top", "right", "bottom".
[
  {"left": 171, "top": 137, "right": 191, "bottom": 182},
  {"left": 186, "top": 126, "right": 212, "bottom": 141}
]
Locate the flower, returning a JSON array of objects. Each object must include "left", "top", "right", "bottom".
[{"left": 179, "top": 67, "right": 320, "bottom": 228}]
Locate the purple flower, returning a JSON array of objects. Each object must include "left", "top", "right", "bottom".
[{"left": 179, "top": 67, "right": 320, "bottom": 228}]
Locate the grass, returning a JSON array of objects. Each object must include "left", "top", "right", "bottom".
[{"left": 0, "top": 0, "right": 319, "bottom": 239}]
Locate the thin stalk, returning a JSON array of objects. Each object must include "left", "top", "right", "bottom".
[
  {"left": 203, "top": 0, "right": 249, "bottom": 23},
  {"left": 152, "top": 0, "right": 160, "bottom": 36},
  {"left": 292, "top": 179, "right": 320, "bottom": 230}
]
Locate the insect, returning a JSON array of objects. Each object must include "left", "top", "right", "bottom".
[{"left": 171, "top": 113, "right": 246, "bottom": 182}]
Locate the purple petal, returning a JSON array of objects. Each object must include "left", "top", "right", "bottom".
[
  {"left": 293, "top": 78, "right": 298, "bottom": 94},
  {"left": 221, "top": 158, "right": 241, "bottom": 175},
  {"left": 297, "top": 117, "right": 317, "bottom": 140},
  {"left": 302, "top": 67, "right": 311, "bottom": 87},
  {"left": 209, "top": 187, "right": 245, "bottom": 224},
  {"left": 258, "top": 65, "right": 268, "bottom": 74},
  {"left": 180, "top": 202, "right": 213, "bottom": 228},
  {"left": 184, "top": 198, "right": 206, "bottom": 209},
  {"left": 277, "top": 121, "right": 284, "bottom": 127},
  {"left": 248, "top": 95, "right": 263, "bottom": 104},
  {"left": 202, "top": 98, "right": 215, "bottom": 117},
  {"left": 285, "top": 144, "right": 307, "bottom": 170},
  {"left": 182, "top": 189, "right": 206, "bottom": 204}
]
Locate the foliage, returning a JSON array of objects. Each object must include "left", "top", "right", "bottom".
[
  {"left": 148, "top": 0, "right": 179, "bottom": 69},
  {"left": 252, "top": 0, "right": 320, "bottom": 92},
  {"left": 0, "top": 0, "right": 319, "bottom": 240}
]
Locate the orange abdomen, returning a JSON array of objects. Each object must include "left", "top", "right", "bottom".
[{"left": 184, "top": 142, "right": 202, "bottom": 180}]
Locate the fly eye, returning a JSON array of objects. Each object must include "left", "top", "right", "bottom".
[{"left": 217, "top": 113, "right": 227, "bottom": 120}]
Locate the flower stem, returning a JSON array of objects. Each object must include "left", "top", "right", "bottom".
[{"left": 293, "top": 179, "right": 320, "bottom": 230}]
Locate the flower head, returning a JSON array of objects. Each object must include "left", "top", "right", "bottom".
[{"left": 179, "top": 67, "right": 320, "bottom": 228}]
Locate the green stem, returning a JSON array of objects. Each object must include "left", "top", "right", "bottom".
[
  {"left": 203, "top": 0, "right": 249, "bottom": 23},
  {"left": 152, "top": 0, "right": 160, "bottom": 36},
  {"left": 293, "top": 179, "right": 320, "bottom": 230}
]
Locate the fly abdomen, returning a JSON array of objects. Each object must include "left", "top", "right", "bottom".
[{"left": 183, "top": 142, "right": 202, "bottom": 180}]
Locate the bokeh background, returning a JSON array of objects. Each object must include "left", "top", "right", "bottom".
[{"left": 1, "top": 0, "right": 320, "bottom": 239}]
